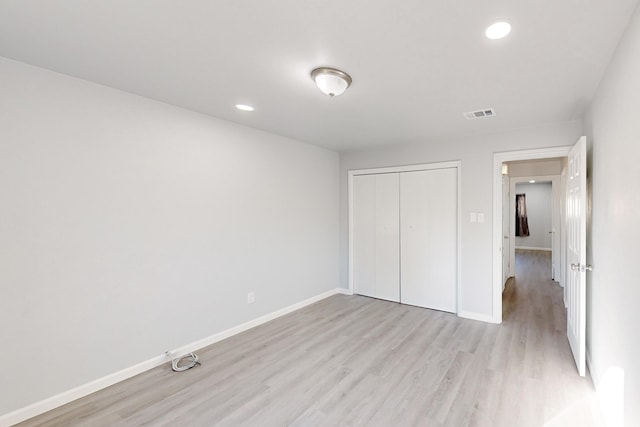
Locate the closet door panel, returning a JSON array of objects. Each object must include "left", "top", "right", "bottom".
[
  {"left": 374, "top": 174, "right": 400, "bottom": 302},
  {"left": 353, "top": 173, "right": 400, "bottom": 302},
  {"left": 353, "top": 175, "right": 376, "bottom": 298},
  {"left": 400, "top": 168, "right": 457, "bottom": 312}
]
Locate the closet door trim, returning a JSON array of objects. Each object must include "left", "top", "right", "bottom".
[{"left": 348, "top": 161, "right": 462, "bottom": 314}]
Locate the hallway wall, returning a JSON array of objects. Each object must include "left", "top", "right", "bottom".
[{"left": 514, "top": 182, "right": 552, "bottom": 250}]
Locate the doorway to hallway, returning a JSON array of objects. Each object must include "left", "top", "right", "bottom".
[
  {"left": 492, "top": 145, "right": 571, "bottom": 325},
  {"left": 503, "top": 250, "right": 562, "bottom": 323}
]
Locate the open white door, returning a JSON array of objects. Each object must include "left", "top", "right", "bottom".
[
  {"left": 566, "top": 136, "right": 588, "bottom": 376},
  {"left": 502, "top": 173, "right": 511, "bottom": 286}
]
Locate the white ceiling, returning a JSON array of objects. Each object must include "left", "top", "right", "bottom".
[{"left": 0, "top": 1, "right": 637, "bottom": 151}]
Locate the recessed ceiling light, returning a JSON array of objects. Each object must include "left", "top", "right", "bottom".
[
  {"left": 235, "top": 104, "right": 255, "bottom": 112},
  {"left": 529, "top": 180, "right": 536, "bottom": 183},
  {"left": 485, "top": 21, "right": 511, "bottom": 40}
]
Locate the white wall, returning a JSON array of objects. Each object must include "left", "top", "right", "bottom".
[
  {"left": 582, "top": 3, "right": 640, "bottom": 426},
  {"left": 0, "top": 57, "right": 339, "bottom": 416},
  {"left": 514, "top": 182, "right": 552, "bottom": 250},
  {"left": 339, "top": 121, "right": 582, "bottom": 318}
]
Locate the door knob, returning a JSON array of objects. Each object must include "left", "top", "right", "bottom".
[{"left": 571, "top": 263, "right": 593, "bottom": 272}]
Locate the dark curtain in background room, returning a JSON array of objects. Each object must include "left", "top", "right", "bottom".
[{"left": 515, "top": 193, "right": 530, "bottom": 237}]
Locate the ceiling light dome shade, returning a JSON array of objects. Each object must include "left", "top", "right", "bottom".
[{"left": 311, "top": 67, "right": 352, "bottom": 97}]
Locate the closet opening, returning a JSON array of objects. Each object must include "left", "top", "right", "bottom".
[{"left": 348, "top": 161, "right": 461, "bottom": 314}]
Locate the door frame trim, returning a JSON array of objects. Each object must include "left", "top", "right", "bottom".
[
  {"left": 492, "top": 147, "right": 571, "bottom": 323},
  {"left": 348, "top": 160, "right": 462, "bottom": 313}
]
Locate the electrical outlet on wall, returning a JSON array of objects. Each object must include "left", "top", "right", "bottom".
[{"left": 247, "top": 292, "right": 255, "bottom": 304}]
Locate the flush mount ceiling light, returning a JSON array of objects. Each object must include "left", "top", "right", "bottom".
[
  {"left": 235, "top": 104, "right": 255, "bottom": 112},
  {"left": 529, "top": 180, "right": 536, "bottom": 183},
  {"left": 311, "top": 67, "right": 352, "bottom": 97},
  {"left": 485, "top": 21, "right": 512, "bottom": 40}
]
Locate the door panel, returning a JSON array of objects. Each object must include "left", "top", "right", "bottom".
[
  {"left": 374, "top": 174, "right": 401, "bottom": 302},
  {"left": 502, "top": 172, "right": 511, "bottom": 286},
  {"left": 353, "top": 175, "right": 376, "bottom": 298},
  {"left": 552, "top": 181, "right": 561, "bottom": 282},
  {"left": 353, "top": 173, "right": 400, "bottom": 302},
  {"left": 561, "top": 165, "right": 568, "bottom": 293},
  {"left": 400, "top": 168, "right": 457, "bottom": 312},
  {"left": 566, "top": 136, "right": 587, "bottom": 376}
]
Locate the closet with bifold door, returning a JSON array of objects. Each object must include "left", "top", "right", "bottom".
[{"left": 351, "top": 163, "right": 458, "bottom": 313}]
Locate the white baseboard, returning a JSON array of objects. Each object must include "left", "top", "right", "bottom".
[
  {"left": 515, "top": 246, "right": 552, "bottom": 251},
  {"left": 0, "top": 288, "right": 346, "bottom": 427},
  {"left": 0, "top": 355, "right": 166, "bottom": 427},
  {"left": 458, "top": 310, "right": 497, "bottom": 324}
]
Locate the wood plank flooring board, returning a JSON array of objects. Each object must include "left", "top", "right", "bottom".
[
  {"left": 366, "top": 332, "right": 442, "bottom": 411},
  {"left": 362, "top": 349, "right": 427, "bottom": 422},
  {"left": 486, "top": 321, "right": 513, "bottom": 371},
  {"left": 453, "top": 319, "right": 489, "bottom": 354},
  {"left": 162, "top": 383, "right": 271, "bottom": 426},
  {"left": 364, "top": 342, "right": 455, "bottom": 426},
  {"left": 129, "top": 367, "right": 266, "bottom": 425},
  {"left": 520, "top": 376, "right": 546, "bottom": 427},
  {"left": 431, "top": 314, "right": 462, "bottom": 350},
  {"left": 523, "top": 318, "right": 545, "bottom": 380},
  {"left": 16, "top": 250, "right": 601, "bottom": 427},
  {"left": 370, "top": 317, "right": 439, "bottom": 379},
  {"left": 239, "top": 366, "right": 353, "bottom": 427},
  {"left": 504, "top": 319, "right": 528, "bottom": 378},
  {"left": 379, "top": 339, "right": 460, "bottom": 426},
  {"left": 445, "top": 328, "right": 501, "bottom": 426},
  {"left": 466, "top": 369, "right": 505, "bottom": 427},
  {"left": 330, "top": 373, "right": 387, "bottom": 426},
  {"left": 424, "top": 350, "right": 475, "bottom": 423}
]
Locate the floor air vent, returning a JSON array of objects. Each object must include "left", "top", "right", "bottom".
[{"left": 464, "top": 108, "right": 496, "bottom": 120}]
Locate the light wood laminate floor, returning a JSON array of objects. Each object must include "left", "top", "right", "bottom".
[{"left": 17, "top": 250, "right": 601, "bottom": 426}]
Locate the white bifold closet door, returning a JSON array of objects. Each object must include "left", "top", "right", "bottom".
[
  {"left": 353, "top": 173, "right": 400, "bottom": 302},
  {"left": 352, "top": 167, "right": 457, "bottom": 312},
  {"left": 400, "top": 168, "right": 457, "bottom": 312}
]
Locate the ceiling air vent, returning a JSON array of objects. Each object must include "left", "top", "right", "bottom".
[{"left": 464, "top": 108, "right": 496, "bottom": 120}]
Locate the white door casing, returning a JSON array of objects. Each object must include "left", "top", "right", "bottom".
[{"left": 566, "top": 136, "right": 588, "bottom": 376}]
